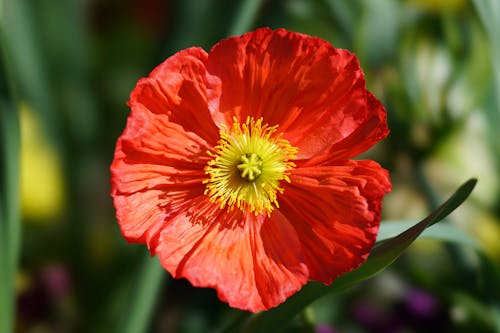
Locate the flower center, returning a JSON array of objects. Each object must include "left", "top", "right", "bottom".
[
  {"left": 238, "top": 153, "right": 263, "bottom": 181},
  {"left": 204, "top": 117, "right": 297, "bottom": 216}
]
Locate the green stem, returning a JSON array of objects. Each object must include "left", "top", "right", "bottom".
[
  {"left": 215, "top": 309, "right": 251, "bottom": 333},
  {"left": 117, "top": 256, "right": 167, "bottom": 333}
]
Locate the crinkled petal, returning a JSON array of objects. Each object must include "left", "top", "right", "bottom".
[
  {"left": 130, "top": 47, "right": 220, "bottom": 144},
  {"left": 206, "top": 27, "right": 385, "bottom": 159},
  {"left": 111, "top": 114, "right": 210, "bottom": 248},
  {"left": 279, "top": 160, "right": 391, "bottom": 284},
  {"left": 156, "top": 201, "right": 308, "bottom": 312},
  {"left": 111, "top": 47, "right": 219, "bottom": 247},
  {"left": 300, "top": 91, "right": 389, "bottom": 166}
]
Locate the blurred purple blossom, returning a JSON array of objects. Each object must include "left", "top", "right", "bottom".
[
  {"left": 405, "top": 288, "right": 439, "bottom": 318},
  {"left": 315, "top": 323, "right": 339, "bottom": 333}
]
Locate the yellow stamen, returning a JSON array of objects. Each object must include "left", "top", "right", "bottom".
[{"left": 204, "top": 117, "right": 297, "bottom": 216}]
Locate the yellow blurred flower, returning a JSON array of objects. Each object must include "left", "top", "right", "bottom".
[
  {"left": 473, "top": 214, "right": 500, "bottom": 261},
  {"left": 21, "top": 104, "right": 64, "bottom": 221},
  {"left": 15, "top": 270, "right": 32, "bottom": 294}
]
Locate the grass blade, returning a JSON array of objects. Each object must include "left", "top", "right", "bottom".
[{"left": 0, "top": 101, "right": 20, "bottom": 333}]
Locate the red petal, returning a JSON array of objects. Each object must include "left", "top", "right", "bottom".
[
  {"left": 111, "top": 47, "right": 220, "bottom": 246},
  {"left": 300, "top": 91, "right": 389, "bottom": 166},
  {"left": 156, "top": 203, "right": 308, "bottom": 312},
  {"left": 280, "top": 160, "right": 391, "bottom": 284},
  {"left": 206, "top": 27, "right": 386, "bottom": 159},
  {"left": 110, "top": 117, "right": 209, "bottom": 247},
  {"left": 130, "top": 47, "right": 220, "bottom": 144}
]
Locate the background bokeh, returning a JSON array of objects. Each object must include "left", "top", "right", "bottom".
[{"left": 1, "top": 0, "right": 499, "bottom": 332}]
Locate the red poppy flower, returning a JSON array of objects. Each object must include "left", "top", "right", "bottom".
[{"left": 111, "top": 27, "right": 391, "bottom": 312}]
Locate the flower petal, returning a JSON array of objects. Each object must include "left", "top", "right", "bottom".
[
  {"left": 111, "top": 47, "right": 220, "bottom": 246},
  {"left": 110, "top": 114, "right": 209, "bottom": 247},
  {"left": 300, "top": 91, "right": 389, "bottom": 166},
  {"left": 280, "top": 160, "right": 391, "bottom": 284},
  {"left": 156, "top": 202, "right": 308, "bottom": 312},
  {"left": 206, "top": 27, "right": 385, "bottom": 159},
  {"left": 130, "top": 47, "right": 220, "bottom": 144}
]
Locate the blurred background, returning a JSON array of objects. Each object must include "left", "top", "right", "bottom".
[{"left": 1, "top": 0, "right": 499, "bottom": 332}]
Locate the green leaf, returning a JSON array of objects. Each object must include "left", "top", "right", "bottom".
[
  {"left": 355, "top": 0, "right": 400, "bottom": 66},
  {"left": 228, "top": 0, "right": 265, "bottom": 36},
  {"left": 1, "top": 1, "right": 53, "bottom": 329},
  {"left": 377, "top": 220, "right": 481, "bottom": 250},
  {"left": 472, "top": 0, "right": 500, "bottom": 157},
  {"left": 321, "top": 0, "right": 357, "bottom": 42},
  {"left": 1, "top": 0, "right": 57, "bottom": 143},
  {"left": 492, "top": 304, "right": 500, "bottom": 332},
  {"left": 243, "top": 178, "right": 477, "bottom": 333},
  {"left": 0, "top": 100, "right": 20, "bottom": 333}
]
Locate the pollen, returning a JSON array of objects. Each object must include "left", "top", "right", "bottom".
[{"left": 204, "top": 117, "right": 297, "bottom": 216}]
